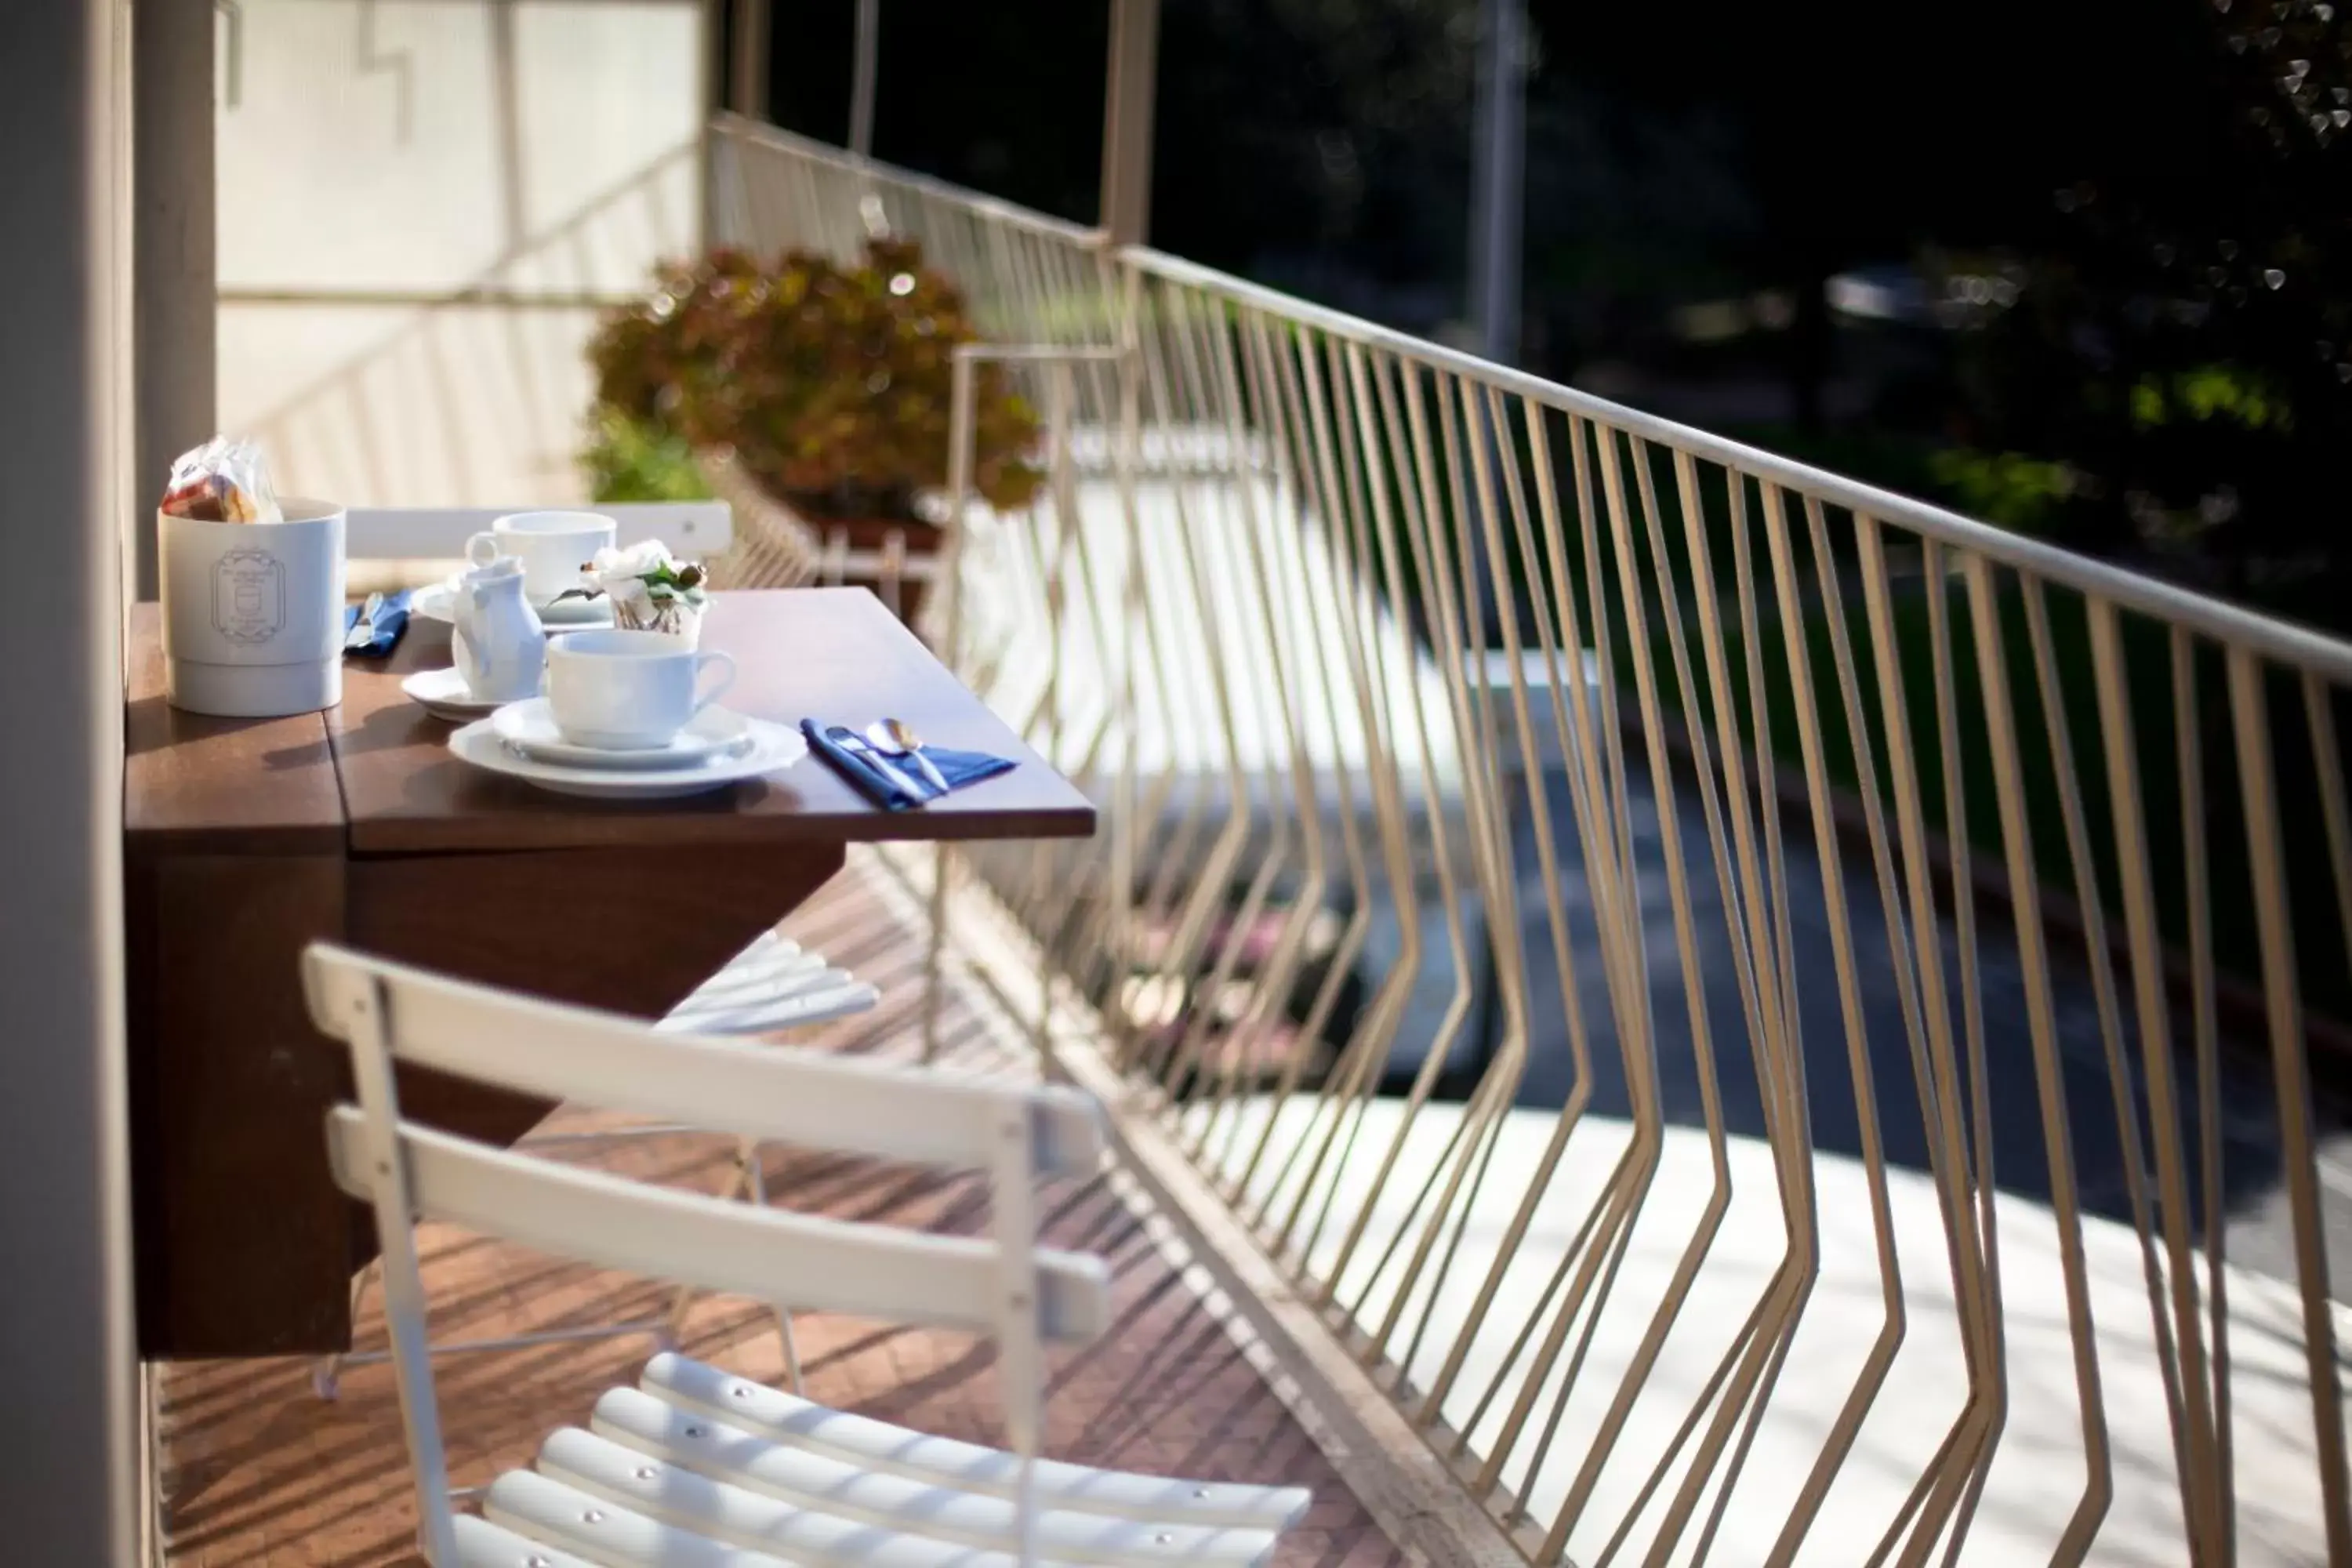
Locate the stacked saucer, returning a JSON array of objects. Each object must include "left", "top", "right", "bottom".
[{"left": 450, "top": 699, "right": 807, "bottom": 800}]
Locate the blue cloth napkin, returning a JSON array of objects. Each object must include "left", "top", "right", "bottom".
[
  {"left": 342, "top": 589, "right": 413, "bottom": 657},
  {"left": 800, "top": 720, "right": 1014, "bottom": 810}
]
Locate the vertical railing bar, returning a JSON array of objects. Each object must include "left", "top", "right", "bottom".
[
  {"left": 1151, "top": 305, "right": 1301, "bottom": 1106},
  {"left": 1283, "top": 354, "right": 1479, "bottom": 1291},
  {"left": 1537, "top": 432, "right": 1748, "bottom": 1546},
  {"left": 1848, "top": 514, "right": 2002, "bottom": 1567},
  {"left": 1221, "top": 334, "right": 1409, "bottom": 1210},
  {"left": 1921, "top": 535, "right": 2009, "bottom": 1568},
  {"left": 1588, "top": 1298, "right": 1772, "bottom": 1567},
  {"left": 1036, "top": 359, "right": 1125, "bottom": 982},
  {"left": 1137, "top": 285, "right": 1269, "bottom": 1081},
  {"left": 1416, "top": 397, "right": 1617, "bottom": 1425},
  {"left": 1742, "top": 492, "right": 1905, "bottom": 1567},
  {"left": 1339, "top": 380, "right": 1525, "bottom": 1356},
  {"left": 1119, "top": 285, "right": 1236, "bottom": 1052},
  {"left": 2175, "top": 624, "right": 2235, "bottom": 1568},
  {"left": 2085, "top": 594, "right": 2224, "bottom": 1561},
  {"left": 1179, "top": 303, "right": 1327, "bottom": 1137},
  {"left": 1398, "top": 382, "right": 1590, "bottom": 1385},
  {"left": 1550, "top": 418, "right": 1658, "bottom": 1119},
  {"left": 1687, "top": 1301, "right": 1808, "bottom": 1563},
  {"left": 1505, "top": 420, "right": 1672, "bottom": 1538},
  {"left": 1135, "top": 279, "right": 1261, "bottom": 1081},
  {"left": 1461, "top": 416, "right": 1655, "bottom": 1501},
  {"left": 2017, "top": 575, "right": 2198, "bottom": 1509},
  {"left": 1632, "top": 458, "right": 1817, "bottom": 1563},
  {"left": 1515, "top": 1196, "right": 1650, "bottom": 1537},
  {"left": 1327, "top": 364, "right": 1505, "bottom": 1316},
  {"left": 1093, "top": 270, "right": 1145, "bottom": 1066},
  {"left": 1447, "top": 1173, "right": 1621, "bottom": 1462},
  {"left": 1962, "top": 552, "right": 2111, "bottom": 1565},
  {"left": 1345, "top": 380, "right": 1524, "bottom": 1373},
  {"left": 1618, "top": 470, "right": 1797, "bottom": 1561},
  {"left": 1640, "top": 464, "right": 1821, "bottom": 1559},
  {"left": 1316, "top": 365, "right": 1495, "bottom": 1307},
  {"left": 2302, "top": 670, "right": 2352, "bottom": 1080},
  {"left": 1230, "top": 336, "right": 1414, "bottom": 1208},
  {"left": 2228, "top": 648, "right": 2352, "bottom": 1559},
  {"left": 1191, "top": 313, "right": 1355, "bottom": 1171}
]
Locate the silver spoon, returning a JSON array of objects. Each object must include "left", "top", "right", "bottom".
[{"left": 866, "top": 717, "right": 951, "bottom": 797}]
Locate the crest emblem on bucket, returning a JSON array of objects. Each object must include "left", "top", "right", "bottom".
[{"left": 212, "top": 549, "right": 285, "bottom": 644}]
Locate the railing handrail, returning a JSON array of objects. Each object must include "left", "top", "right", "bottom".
[
  {"left": 1120, "top": 247, "right": 2352, "bottom": 684},
  {"left": 711, "top": 114, "right": 2352, "bottom": 684},
  {"left": 710, "top": 111, "right": 1108, "bottom": 249}
]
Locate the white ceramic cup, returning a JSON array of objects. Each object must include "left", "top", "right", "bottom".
[
  {"left": 467, "top": 510, "right": 616, "bottom": 604},
  {"left": 545, "top": 628, "right": 736, "bottom": 750}
]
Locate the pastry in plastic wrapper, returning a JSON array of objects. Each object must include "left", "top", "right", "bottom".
[{"left": 160, "top": 435, "right": 283, "bottom": 524}]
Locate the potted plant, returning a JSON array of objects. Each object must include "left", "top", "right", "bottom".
[{"left": 585, "top": 237, "right": 1044, "bottom": 624}]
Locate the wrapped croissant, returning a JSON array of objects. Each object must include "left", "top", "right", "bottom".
[{"left": 160, "top": 435, "right": 282, "bottom": 523}]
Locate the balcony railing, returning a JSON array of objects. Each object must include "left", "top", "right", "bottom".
[{"left": 712, "top": 115, "right": 2352, "bottom": 1566}]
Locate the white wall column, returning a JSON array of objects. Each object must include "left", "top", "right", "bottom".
[{"left": 0, "top": 0, "right": 137, "bottom": 1561}]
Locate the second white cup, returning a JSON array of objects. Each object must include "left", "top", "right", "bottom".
[
  {"left": 546, "top": 629, "right": 736, "bottom": 750},
  {"left": 469, "top": 510, "right": 616, "bottom": 604}
]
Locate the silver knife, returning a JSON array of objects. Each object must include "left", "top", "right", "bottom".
[{"left": 830, "top": 728, "right": 931, "bottom": 800}]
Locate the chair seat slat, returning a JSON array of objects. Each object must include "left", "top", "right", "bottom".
[
  {"left": 643, "top": 1352, "right": 1312, "bottom": 1531},
  {"left": 452, "top": 1510, "right": 608, "bottom": 1568},
  {"left": 481, "top": 1469, "right": 794, "bottom": 1566},
  {"left": 591, "top": 1387, "right": 1280, "bottom": 1566},
  {"left": 539, "top": 1426, "right": 1028, "bottom": 1566}
]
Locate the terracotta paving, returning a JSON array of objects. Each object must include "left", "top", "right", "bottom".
[{"left": 154, "top": 859, "right": 1404, "bottom": 1566}]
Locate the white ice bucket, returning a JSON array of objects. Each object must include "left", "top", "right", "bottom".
[{"left": 159, "top": 496, "right": 347, "bottom": 717}]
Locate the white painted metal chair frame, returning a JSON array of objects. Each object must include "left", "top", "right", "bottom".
[{"left": 303, "top": 941, "right": 1106, "bottom": 1567}]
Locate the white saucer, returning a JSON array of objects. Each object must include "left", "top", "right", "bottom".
[
  {"left": 401, "top": 666, "right": 527, "bottom": 721},
  {"left": 448, "top": 712, "right": 807, "bottom": 799},
  {"left": 490, "top": 699, "right": 750, "bottom": 771},
  {"left": 412, "top": 576, "right": 613, "bottom": 628}
]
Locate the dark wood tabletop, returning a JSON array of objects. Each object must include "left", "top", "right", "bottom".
[
  {"left": 131, "top": 588, "right": 1094, "bottom": 855},
  {"left": 123, "top": 588, "right": 1094, "bottom": 1357}
]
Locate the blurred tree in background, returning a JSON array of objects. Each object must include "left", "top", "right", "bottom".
[{"left": 1945, "top": 0, "right": 2352, "bottom": 623}]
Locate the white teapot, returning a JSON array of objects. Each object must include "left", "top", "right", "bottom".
[{"left": 452, "top": 553, "right": 547, "bottom": 702}]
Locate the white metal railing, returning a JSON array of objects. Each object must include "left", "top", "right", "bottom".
[{"left": 713, "top": 115, "right": 2352, "bottom": 1567}]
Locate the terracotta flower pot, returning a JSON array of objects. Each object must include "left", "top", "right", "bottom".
[
  {"left": 802, "top": 513, "right": 942, "bottom": 628},
  {"left": 702, "top": 452, "right": 945, "bottom": 632}
]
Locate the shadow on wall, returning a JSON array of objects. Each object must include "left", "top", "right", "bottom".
[{"left": 220, "top": 143, "right": 697, "bottom": 509}]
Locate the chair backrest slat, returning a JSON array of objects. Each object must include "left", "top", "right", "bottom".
[
  {"left": 325, "top": 1110, "right": 1109, "bottom": 1344},
  {"left": 304, "top": 945, "right": 1103, "bottom": 1178}
]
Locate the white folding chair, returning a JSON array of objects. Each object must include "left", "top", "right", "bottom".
[{"left": 303, "top": 943, "right": 1311, "bottom": 1566}]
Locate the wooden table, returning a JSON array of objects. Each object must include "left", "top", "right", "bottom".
[{"left": 124, "top": 590, "right": 1093, "bottom": 1358}]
